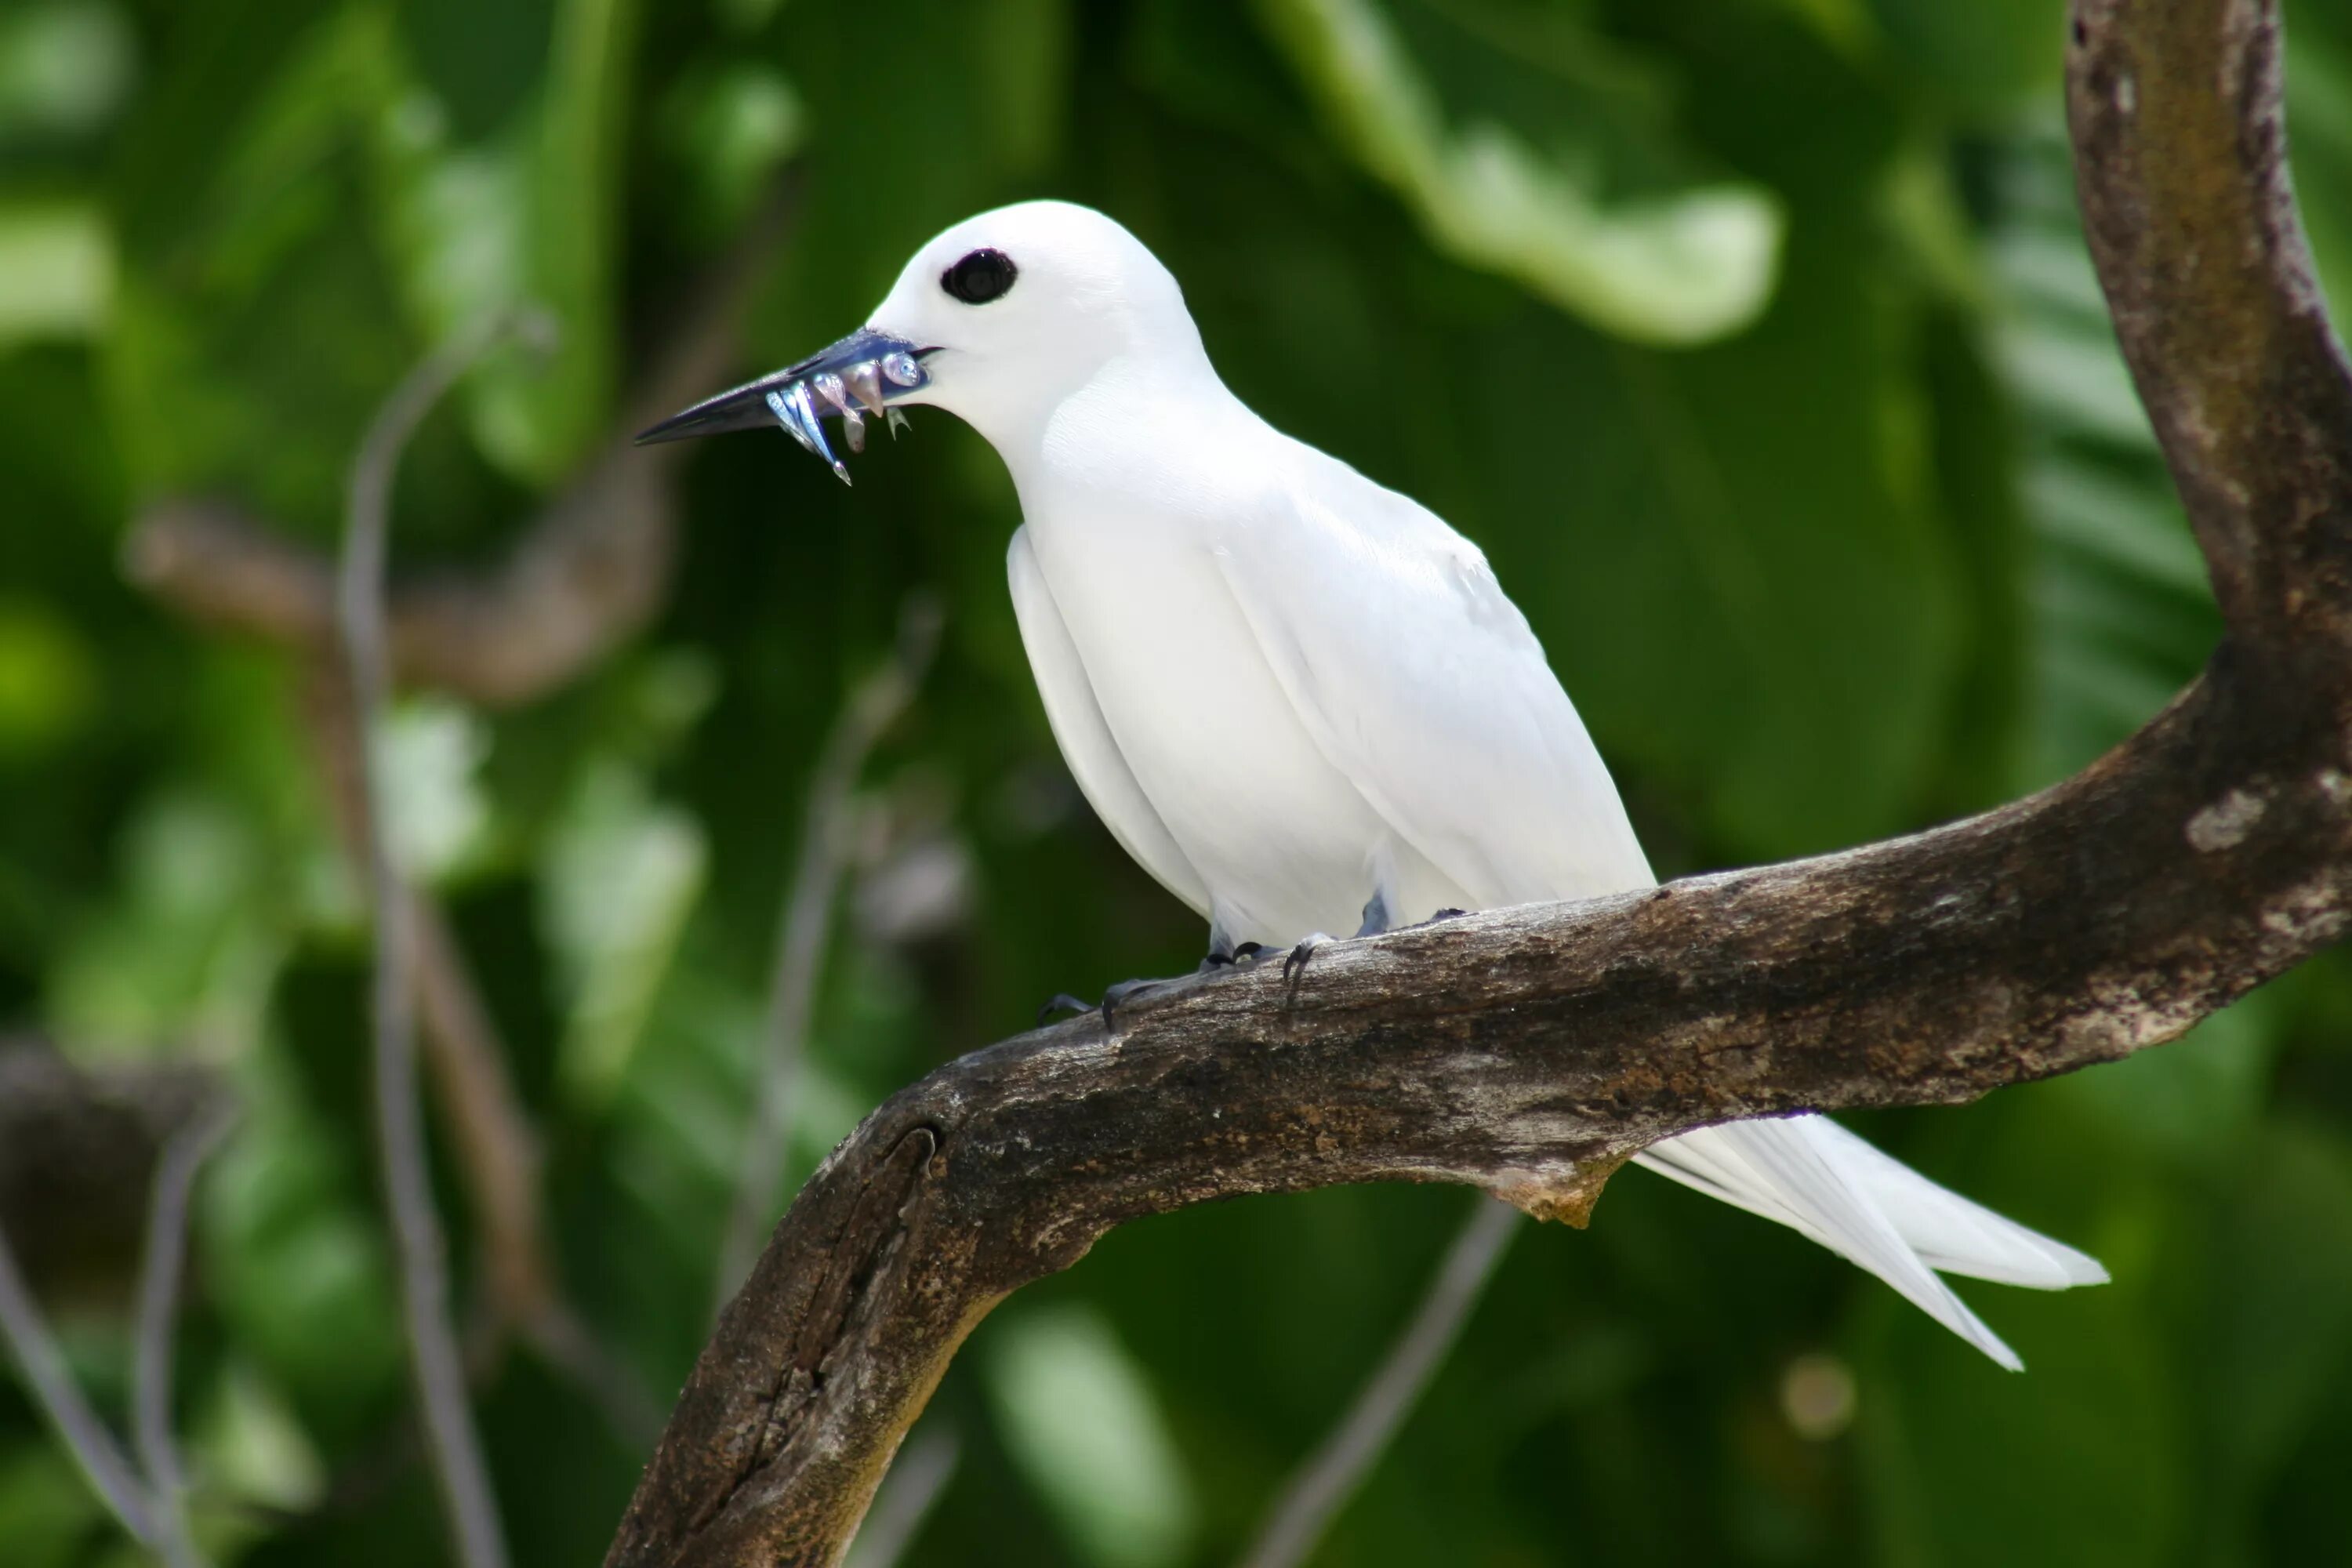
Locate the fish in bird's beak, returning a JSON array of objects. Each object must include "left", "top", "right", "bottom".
[{"left": 633, "top": 327, "right": 931, "bottom": 485}]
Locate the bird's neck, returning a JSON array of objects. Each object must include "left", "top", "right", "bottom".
[{"left": 993, "top": 352, "right": 1251, "bottom": 510}]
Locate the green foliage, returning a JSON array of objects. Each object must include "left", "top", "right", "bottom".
[{"left": 3, "top": 1, "right": 2352, "bottom": 1565}]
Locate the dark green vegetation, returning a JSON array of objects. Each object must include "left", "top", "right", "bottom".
[{"left": 5, "top": 1, "right": 2352, "bottom": 1565}]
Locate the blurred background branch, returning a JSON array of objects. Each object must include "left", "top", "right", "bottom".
[
  {"left": 124, "top": 184, "right": 799, "bottom": 710},
  {"left": 0, "top": 1159, "right": 165, "bottom": 1552},
  {"left": 131, "top": 1099, "right": 237, "bottom": 1568},
  {"left": 839, "top": 1423, "right": 960, "bottom": 1568},
  {"left": 1235, "top": 1196, "right": 1521, "bottom": 1568},
  {"left": 714, "top": 593, "right": 942, "bottom": 1310},
  {"left": 0, "top": 1046, "right": 230, "bottom": 1566},
  {"left": 337, "top": 310, "right": 532, "bottom": 1568}
]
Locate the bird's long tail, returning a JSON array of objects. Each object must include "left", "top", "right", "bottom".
[{"left": 1635, "top": 1116, "right": 2107, "bottom": 1370}]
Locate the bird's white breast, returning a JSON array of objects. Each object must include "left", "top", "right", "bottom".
[{"left": 1011, "top": 396, "right": 1433, "bottom": 945}]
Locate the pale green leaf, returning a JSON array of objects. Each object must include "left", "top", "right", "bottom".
[
  {"left": 375, "top": 0, "right": 640, "bottom": 483},
  {"left": 986, "top": 1305, "right": 1196, "bottom": 1568},
  {"left": 539, "top": 759, "right": 706, "bottom": 1107},
  {"left": 1252, "top": 0, "right": 1782, "bottom": 344},
  {"left": 376, "top": 696, "right": 496, "bottom": 885},
  {"left": 0, "top": 202, "right": 111, "bottom": 347}
]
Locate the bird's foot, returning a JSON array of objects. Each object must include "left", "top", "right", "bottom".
[
  {"left": 1037, "top": 993, "right": 1093, "bottom": 1025},
  {"left": 1036, "top": 977, "right": 1168, "bottom": 1031},
  {"left": 1283, "top": 934, "right": 1330, "bottom": 986},
  {"left": 1038, "top": 941, "right": 1294, "bottom": 1032}
]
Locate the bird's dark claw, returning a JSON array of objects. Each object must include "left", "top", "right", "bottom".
[
  {"left": 1036, "top": 978, "right": 1164, "bottom": 1031},
  {"left": 1101, "top": 977, "right": 1161, "bottom": 1029},
  {"left": 1038, "top": 993, "right": 1094, "bottom": 1025}
]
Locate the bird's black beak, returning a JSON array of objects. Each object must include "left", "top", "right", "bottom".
[{"left": 633, "top": 327, "right": 932, "bottom": 485}]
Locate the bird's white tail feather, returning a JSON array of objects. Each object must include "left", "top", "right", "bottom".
[{"left": 1634, "top": 1116, "right": 2105, "bottom": 1370}]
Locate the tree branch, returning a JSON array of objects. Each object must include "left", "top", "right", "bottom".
[
  {"left": 132, "top": 1101, "right": 237, "bottom": 1568},
  {"left": 604, "top": 3, "right": 2352, "bottom": 1563},
  {"left": 0, "top": 1046, "right": 230, "bottom": 1565},
  {"left": 0, "top": 1174, "right": 164, "bottom": 1553},
  {"left": 340, "top": 314, "right": 528, "bottom": 1568},
  {"left": 124, "top": 181, "right": 797, "bottom": 709}
]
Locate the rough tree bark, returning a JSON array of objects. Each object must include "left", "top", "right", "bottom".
[{"left": 605, "top": 2, "right": 2352, "bottom": 1563}]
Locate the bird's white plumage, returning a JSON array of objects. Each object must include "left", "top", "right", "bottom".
[
  {"left": 1007, "top": 526, "right": 1213, "bottom": 916},
  {"left": 869, "top": 199, "right": 2104, "bottom": 1368},
  {"left": 1214, "top": 436, "right": 1656, "bottom": 909}
]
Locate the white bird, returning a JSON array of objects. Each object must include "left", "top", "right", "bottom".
[{"left": 643, "top": 199, "right": 2108, "bottom": 1368}]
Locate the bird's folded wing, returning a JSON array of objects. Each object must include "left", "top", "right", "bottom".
[
  {"left": 1209, "top": 448, "right": 1654, "bottom": 908},
  {"left": 1008, "top": 526, "right": 1214, "bottom": 917}
]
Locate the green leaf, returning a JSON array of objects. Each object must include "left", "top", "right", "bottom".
[
  {"left": 2286, "top": 2, "right": 2352, "bottom": 321},
  {"left": 1853, "top": 1101, "right": 2190, "bottom": 1568},
  {"left": 538, "top": 757, "right": 706, "bottom": 1109},
  {"left": 1867, "top": 0, "right": 2067, "bottom": 117},
  {"left": 0, "top": 0, "right": 134, "bottom": 143},
  {"left": 0, "top": 202, "right": 111, "bottom": 347},
  {"left": 1986, "top": 120, "right": 2224, "bottom": 787},
  {"left": 985, "top": 1304, "right": 1197, "bottom": 1568},
  {"left": 375, "top": 0, "right": 641, "bottom": 484},
  {"left": 0, "top": 1446, "right": 105, "bottom": 1568},
  {"left": 2047, "top": 995, "right": 2278, "bottom": 1163},
  {"left": 194, "top": 1359, "right": 328, "bottom": 1514},
  {"left": 2198, "top": 1120, "right": 2352, "bottom": 1533},
  {"left": 1483, "top": 242, "right": 1965, "bottom": 855},
  {"left": 100, "top": 2, "right": 413, "bottom": 528},
  {"left": 377, "top": 695, "right": 498, "bottom": 886},
  {"left": 201, "top": 1082, "right": 404, "bottom": 1425},
  {"left": 45, "top": 786, "right": 287, "bottom": 1054},
  {"left": 1250, "top": 0, "right": 1784, "bottom": 344},
  {"left": 655, "top": 61, "right": 804, "bottom": 247},
  {"left": 0, "top": 596, "right": 98, "bottom": 757}
]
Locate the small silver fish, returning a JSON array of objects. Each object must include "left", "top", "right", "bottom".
[{"left": 635, "top": 327, "right": 930, "bottom": 485}]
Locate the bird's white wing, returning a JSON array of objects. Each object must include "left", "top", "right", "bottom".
[
  {"left": 1209, "top": 441, "right": 1653, "bottom": 909},
  {"left": 1007, "top": 526, "right": 1214, "bottom": 917}
]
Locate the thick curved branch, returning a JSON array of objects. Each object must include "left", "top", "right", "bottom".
[{"left": 604, "top": 5, "right": 2352, "bottom": 1563}]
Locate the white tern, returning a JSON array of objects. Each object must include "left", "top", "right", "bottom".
[{"left": 644, "top": 199, "right": 2108, "bottom": 1368}]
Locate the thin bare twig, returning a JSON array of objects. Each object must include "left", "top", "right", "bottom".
[
  {"left": 0, "top": 1217, "right": 162, "bottom": 1547},
  {"left": 300, "top": 667, "right": 551, "bottom": 1328},
  {"left": 132, "top": 1101, "right": 238, "bottom": 1568},
  {"left": 1236, "top": 1198, "right": 1519, "bottom": 1568},
  {"left": 522, "top": 1300, "right": 667, "bottom": 1446},
  {"left": 339, "top": 312, "right": 540, "bottom": 1568},
  {"left": 0, "top": 1049, "right": 224, "bottom": 1559},
  {"left": 840, "top": 1424, "right": 960, "bottom": 1568},
  {"left": 298, "top": 664, "right": 659, "bottom": 1444},
  {"left": 715, "top": 597, "right": 945, "bottom": 1309}
]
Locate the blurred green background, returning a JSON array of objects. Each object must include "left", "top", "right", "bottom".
[{"left": 5, "top": 0, "right": 2352, "bottom": 1564}]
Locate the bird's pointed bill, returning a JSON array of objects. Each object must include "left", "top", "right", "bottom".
[{"left": 633, "top": 327, "right": 931, "bottom": 485}]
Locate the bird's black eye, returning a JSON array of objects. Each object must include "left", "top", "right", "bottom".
[{"left": 941, "top": 248, "right": 1018, "bottom": 305}]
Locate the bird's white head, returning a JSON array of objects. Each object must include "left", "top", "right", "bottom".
[{"left": 637, "top": 200, "right": 1210, "bottom": 478}]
